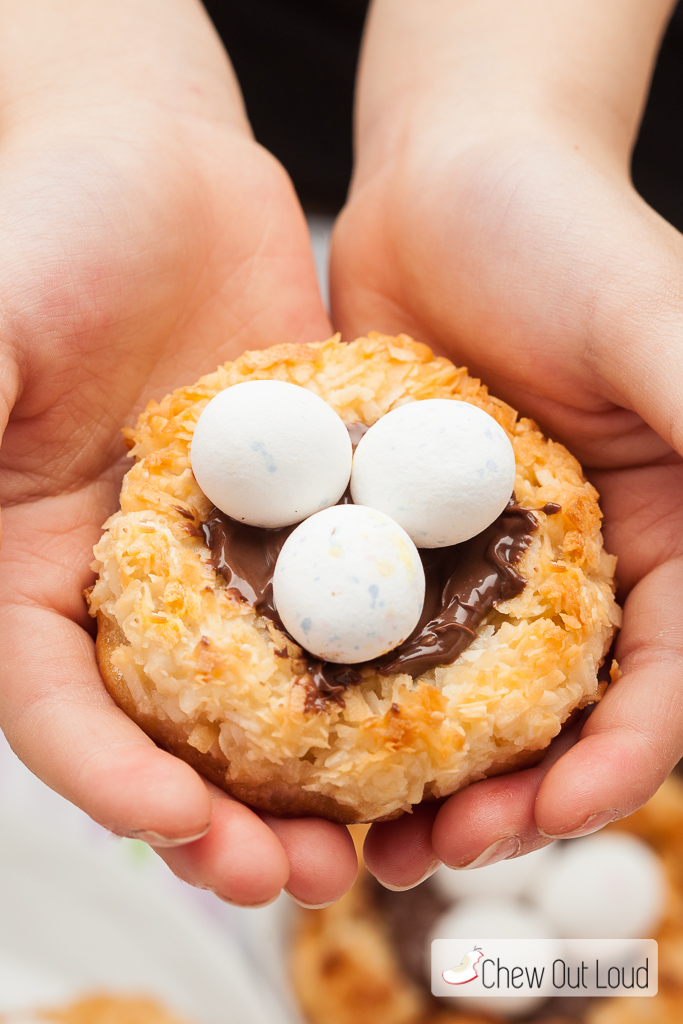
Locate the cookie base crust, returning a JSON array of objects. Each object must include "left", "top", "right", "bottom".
[
  {"left": 98, "top": 613, "right": 546, "bottom": 823},
  {"left": 96, "top": 614, "right": 372, "bottom": 823}
]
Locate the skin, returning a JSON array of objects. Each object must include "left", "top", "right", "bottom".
[
  {"left": 0, "top": 0, "right": 356, "bottom": 907},
  {"left": 1, "top": 0, "right": 681, "bottom": 904},
  {"left": 331, "top": 0, "right": 683, "bottom": 885}
]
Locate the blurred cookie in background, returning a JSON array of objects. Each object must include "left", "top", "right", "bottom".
[
  {"left": 290, "top": 776, "right": 683, "bottom": 1024},
  {"left": 3, "top": 994, "right": 193, "bottom": 1024}
]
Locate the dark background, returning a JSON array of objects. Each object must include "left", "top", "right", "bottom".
[{"left": 203, "top": 0, "right": 683, "bottom": 227}]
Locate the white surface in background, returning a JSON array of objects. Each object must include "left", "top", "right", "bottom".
[
  {"left": 236, "top": 895, "right": 302, "bottom": 1024},
  {"left": 0, "top": 733, "right": 294, "bottom": 1024},
  {"left": 0, "top": 809, "right": 263, "bottom": 1018},
  {"left": 307, "top": 215, "right": 334, "bottom": 311}
]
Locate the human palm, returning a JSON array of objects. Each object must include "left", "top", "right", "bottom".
[
  {"left": 0, "top": 105, "right": 356, "bottom": 906},
  {"left": 331, "top": 137, "right": 683, "bottom": 883}
]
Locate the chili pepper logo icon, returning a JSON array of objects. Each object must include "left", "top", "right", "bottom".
[{"left": 442, "top": 946, "right": 484, "bottom": 985}]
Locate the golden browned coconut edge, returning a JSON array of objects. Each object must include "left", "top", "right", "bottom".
[
  {"left": 96, "top": 615, "right": 385, "bottom": 823},
  {"left": 96, "top": 615, "right": 549, "bottom": 823}
]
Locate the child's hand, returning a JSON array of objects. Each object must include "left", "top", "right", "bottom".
[
  {"left": 0, "top": 0, "right": 357, "bottom": 908},
  {"left": 331, "top": 0, "right": 683, "bottom": 885}
]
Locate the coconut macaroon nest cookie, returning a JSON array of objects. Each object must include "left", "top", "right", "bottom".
[{"left": 87, "top": 333, "right": 621, "bottom": 824}]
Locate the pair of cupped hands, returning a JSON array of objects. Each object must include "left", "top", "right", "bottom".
[{"left": 1, "top": 1, "right": 683, "bottom": 909}]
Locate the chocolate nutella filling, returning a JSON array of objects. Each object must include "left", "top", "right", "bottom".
[{"left": 200, "top": 421, "right": 560, "bottom": 705}]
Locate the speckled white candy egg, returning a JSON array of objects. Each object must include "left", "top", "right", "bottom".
[
  {"left": 350, "top": 400, "right": 516, "bottom": 547},
  {"left": 190, "top": 380, "right": 352, "bottom": 528},
  {"left": 272, "top": 504, "right": 425, "bottom": 663},
  {"left": 535, "top": 832, "right": 667, "bottom": 940}
]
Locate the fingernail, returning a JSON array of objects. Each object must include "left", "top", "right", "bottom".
[
  {"left": 448, "top": 835, "right": 521, "bottom": 870},
  {"left": 286, "top": 891, "right": 336, "bottom": 910},
  {"left": 539, "top": 809, "right": 619, "bottom": 840},
  {"left": 209, "top": 888, "right": 280, "bottom": 909},
  {"left": 125, "top": 825, "right": 210, "bottom": 847},
  {"left": 376, "top": 858, "right": 442, "bottom": 892}
]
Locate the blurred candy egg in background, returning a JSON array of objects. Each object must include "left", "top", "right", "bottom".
[
  {"left": 432, "top": 845, "right": 556, "bottom": 902},
  {"left": 535, "top": 832, "right": 667, "bottom": 941}
]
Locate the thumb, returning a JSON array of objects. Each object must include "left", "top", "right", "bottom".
[{"left": 577, "top": 188, "right": 683, "bottom": 458}]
